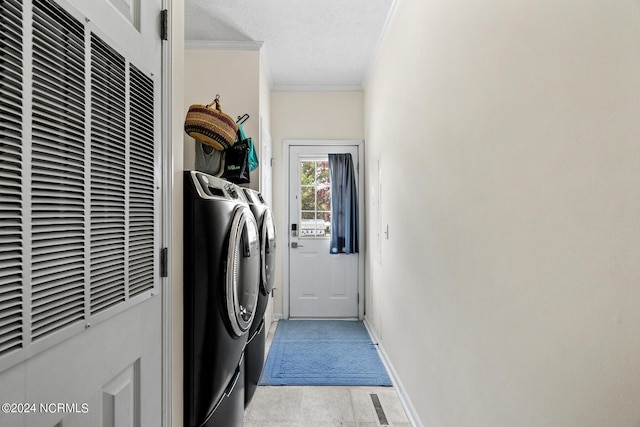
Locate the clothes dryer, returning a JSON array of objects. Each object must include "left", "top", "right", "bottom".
[
  {"left": 242, "top": 188, "right": 277, "bottom": 406},
  {"left": 184, "top": 171, "right": 260, "bottom": 427}
]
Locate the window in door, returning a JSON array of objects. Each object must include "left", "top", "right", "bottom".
[{"left": 299, "top": 159, "right": 331, "bottom": 238}]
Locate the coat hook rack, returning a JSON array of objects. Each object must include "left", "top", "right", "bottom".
[{"left": 236, "top": 113, "right": 250, "bottom": 125}]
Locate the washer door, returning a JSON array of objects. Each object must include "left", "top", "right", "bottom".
[
  {"left": 261, "top": 208, "right": 276, "bottom": 295},
  {"left": 226, "top": 206, "right": 260, "bottom": 337}
]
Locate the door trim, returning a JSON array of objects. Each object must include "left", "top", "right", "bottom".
[
  {"left": 282, "top": 139, "right": 365, "bottom": 320},
  {"left": 160, "top": 1, "right": 172, "bottom": 426}
]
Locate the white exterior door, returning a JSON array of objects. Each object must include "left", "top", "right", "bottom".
[
  {"left": 0, "top": 0, "right": 164, "bottom": 426},
  {"left": 288, "top": 144, "right": 360, "bottom": 318}
]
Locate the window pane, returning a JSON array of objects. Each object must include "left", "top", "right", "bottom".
[
  {"left": 301, "top": 211, "right": 315, "bottom": 220},
  {"left": 300, "top": 161, "right": 315, "bottom": 185},
  {"left": 301, "top": 187, "right": 315, "bottom": 210},
  {"left": 316, "top": 186, "right": 330, "bottom": 211},
  {"left": 317, "top": 160, "right": 330, "bottom": 184},
  {"left": 298, "top": 158, "right": 331, "bottom": 238},
  {"left": 301, "top": 213, "right": 322, "bottom": 237},
  {"left": 318, "top": 211, "right": 331, "bottom": 237}
]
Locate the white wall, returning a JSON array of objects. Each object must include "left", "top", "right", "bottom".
[
  {"left": 259, "top": 57, "right": 275, "bottom": 328},
  {"left": 183, "top": 49, "right": 261, "bottom": 190},
  {"left": 270, "top": 91, "right": 364, "bottom": 317},
  {"left": 364, "top": 0, "right": 640, "bottom": 426},
  {"left": 259, "top": 54, "right": 272, "bottom": 133}
]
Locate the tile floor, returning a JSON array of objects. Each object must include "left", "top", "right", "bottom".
[{"left": 243, "top": 322, "right": 412, "bottom": 427}]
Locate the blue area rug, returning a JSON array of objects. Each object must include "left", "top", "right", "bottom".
[{"left": 259, "top": 320, "right": 392, "bottom": 386}]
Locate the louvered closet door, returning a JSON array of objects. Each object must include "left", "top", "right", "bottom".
[
  {"left": 0, "top": 0, "right": 164, "bottom": 426},
  {"left": 31, "top": 0, "right": 87, "bottom": 342},
  {"left": 128, "top": 64, "right": 157, "bottom": 299},
  {"left": 0, "top": 0, "right": 24, "bottom": 365},
  {"left": 90, "top": 34, "right": 126, "bottom": 315}
]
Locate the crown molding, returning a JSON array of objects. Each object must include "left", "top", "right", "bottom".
[
  {"left": 361, "top": 0, "right": 402, "bottom": 89},
  {"left": 184, "top": 40, "right": 264, "bottom": 51},
  {"left": 272, "top": 84, "right": 363, "bottom": 92}
]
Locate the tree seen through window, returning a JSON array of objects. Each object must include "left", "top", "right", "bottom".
[{"left": 300, "top": 159, "right": 331, "bottom": 237}]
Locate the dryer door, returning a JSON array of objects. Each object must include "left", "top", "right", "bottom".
[
  {"left": 261, "top": 208, "right": 277, "bottom": 295},
  {"left": 226, "top": 206, "right": 260, "bottom": 337}
]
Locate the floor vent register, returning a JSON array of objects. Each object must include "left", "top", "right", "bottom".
[{"left": 370, "top": 393, "right": 389, "bottom": 425}]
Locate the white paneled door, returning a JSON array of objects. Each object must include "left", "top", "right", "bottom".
[
  {"left": 288, "top": 144, "right": 360, "bottom": 318},
  {"left": 0, "top": 0, "right": 163, "bottom": 426}
]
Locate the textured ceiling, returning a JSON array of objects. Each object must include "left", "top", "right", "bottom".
[{"left": 184, "top": 0, "right": 396, "bottom": 90}]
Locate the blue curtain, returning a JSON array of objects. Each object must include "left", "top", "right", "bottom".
[{"left": 329, "top": 153, "right": 359, "bottom": 254}]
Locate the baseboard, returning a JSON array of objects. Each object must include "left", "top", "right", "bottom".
[{"left": 363, "top": 316, "right": 424, "bottom": 427}]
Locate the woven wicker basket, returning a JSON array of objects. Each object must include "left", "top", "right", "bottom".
[{"left": 184, "top": 96, "right": 238, "bottom": 151}]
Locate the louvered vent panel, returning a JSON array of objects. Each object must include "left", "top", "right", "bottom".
[
  {"left": 0, "top": 0, "right": 24, "bottom": 357},
  {"left": 90, "top": 34, "right": 126, "bottom": 314},
  {"left": 31, "top": 0, "right": 86, "bottom": 341},
  {"left": 128, "top": 65, "right": 155, "bottom": 297}
]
